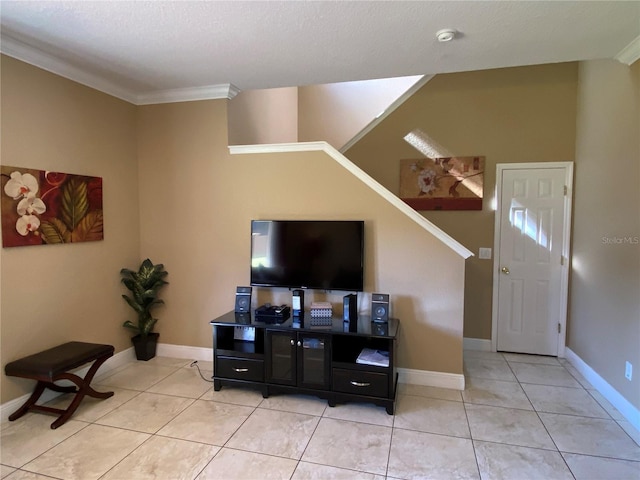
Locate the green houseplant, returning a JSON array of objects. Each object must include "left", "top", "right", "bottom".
[{"left": 121, "top": 258, "right": 168, "bottom": 360}]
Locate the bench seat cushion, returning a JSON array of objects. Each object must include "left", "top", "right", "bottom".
[{"left": 5, "top": 342, "right": 115, "bottom": 382}]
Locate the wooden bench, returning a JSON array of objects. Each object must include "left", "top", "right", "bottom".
[{"left": 4, "top": 342, "right": 115, "bottom": 429}]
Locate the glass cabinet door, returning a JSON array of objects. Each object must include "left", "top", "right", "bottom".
[
  {"left": 297, "top": 333, "right": 331, "bottom": 390},
  {"left": 267, "top": 331, "right": 296, "bottom": 385}
]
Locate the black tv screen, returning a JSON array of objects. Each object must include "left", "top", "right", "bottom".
[{"left": 250, "top": 220, "right": 364, "bottom": 292}]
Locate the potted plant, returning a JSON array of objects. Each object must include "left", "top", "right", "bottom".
[{"left": 121, "top": 258, "right": 168, "bottom": 361}]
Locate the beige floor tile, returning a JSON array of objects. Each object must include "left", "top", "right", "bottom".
[
  {"left": 43, "top": 386, "right": 140, "bottom": 423},
  {"left": 102, "top": 435, "right": 219, "bottom": 480},
  {"left": 465, "top": 403, "right": 555, "bottom": 450},
  {"left": 302, "top": 418, "right": 391, "bottom": 475},
  {"left": 562, "top": 452, "right": 640, "bottom": 480},
  {"left": 563, "top": 365, "right": 595, "bottom": 390},
  {"left": 0, "top": 465, "right": 16, "bottom": 478},
  {"left": 463, "top": 350, "right": 506, "bottom": 362},
  {"left": 157, "top": 399, "right": 254, "bottom": 445},
  {"left": 147, "top": 367, "right": 213, "bottom": 398},
  {"left": 96, "top": 392, "right": 194, "bottom": 433},
  {"left": 393, "top": 394, "right": 470, "bottom": 438},
  {"left": 97, "top": 363, "right": 179, "bottom": 391},
  {"left": 1, "top": 471, "right": 52, "bottom": 479},
  {"left": 258, "top": 393, "right": 328, "bottom": 416},
  {"left": 323, "top": 401, "right": 394, "bottom": 427},
  {"left": 521, "top": 383, "right": 609, "bottom": 418},
  {"left": 94, "top": 361, "right": 134, "bottom": 382},
  {"left": 23, "top": 424, "right": 149, "bottom": 480},
  {"left": 502, "top": 352, "right": 561, "bottom": 365},
  {"left": 0, "top": 415, "right": 86, "bottom": 467},
  {"left": 194, "top": 360, "right": 214, "bottom": 371},
  {"left": 196, "top": 447, "right": 297, "bottom": 480},
  {"left": 201, "top": 385, "right": 265, "bottom": 406},
  {"left": 587, "top": 389, "right": 626, "bottom": 421},
  {"left": 145, "top": 356, "right": 193, "bottom": 368},
  {"left": 463, "top": 359, "right": 517, "bottom": 382},
  {"left": 292, "top": 461, "right": 381, "bottom": 479},
  {"left": 509, "top": 363, "right": 581, "bottom": 388},
  {"left": 227, "top": 408, "right": 319, "bottom": 459},
  {"left": 540, "top": 412, "right": 640, "bottom": 461},
  {"left": 474, "top": 441, "right": 573, "bottom": 480},
  {"left": 462, "top": 377, "right": 533, "bottom": 410},
  {"left": 397, "top": 383, "right": 462, "bottom": 402},
  {"left": 388, "top": 428, "right": 479, "bottom": 479},
  {"left": 618, "top": 420, "right": 640, "bottom": 446}
]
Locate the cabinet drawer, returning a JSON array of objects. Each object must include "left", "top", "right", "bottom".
[
  {"left": 332, "top": 368, "right": 388, "bottom": 397},
  {"left": 217, "top": 356, "right": 264, "bottom": 382}
]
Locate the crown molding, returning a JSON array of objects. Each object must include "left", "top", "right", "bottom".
[
  {"left": 615, "top": 35, "right": 640, "bottom": 65},
  {"left": 1, "top": 32, "right": 241, "bottom": 105},
  {"left": 0, "top": 32, "right": 138, "bottom": 104},
  {"left": 136, "top": 83, "right": 240, "bottom": 105}
]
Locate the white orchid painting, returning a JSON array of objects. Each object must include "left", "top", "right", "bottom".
[
  {"left": 1, "top": 166, "right": 103, "bottom": 248},
  {"left": 399, "top": 156, "right": 485, "bottom": 211}
]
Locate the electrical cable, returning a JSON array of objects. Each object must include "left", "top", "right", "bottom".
[{"left": 190, "top": 360, "right": 214, "bottom": 383}]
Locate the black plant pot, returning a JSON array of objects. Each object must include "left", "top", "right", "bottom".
[{"left": 132, "top": 332, "right": 159, "bottom": 361}]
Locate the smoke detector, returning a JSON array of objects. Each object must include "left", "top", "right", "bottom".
[{"left": 436, "top": 29, "right": 457, "bottom": 42}]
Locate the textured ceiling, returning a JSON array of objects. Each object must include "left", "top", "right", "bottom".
[{"left": 1, "top": 1, "right": 638, "bottom": 103}]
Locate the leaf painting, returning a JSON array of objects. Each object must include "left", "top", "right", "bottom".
[{"left": 1, "top": 166, "right": 103, "bottom": 248}]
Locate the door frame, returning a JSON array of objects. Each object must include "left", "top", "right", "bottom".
[{"left": 491, "top": 162, "right": 574, "bottom": 356}]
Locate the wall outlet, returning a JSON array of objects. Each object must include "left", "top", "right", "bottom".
[
  {"left": 479, "top": 247, "right": 492, "bottom": 259},
  {"left": 625, "top": 361, "right": 632, "bottom": 381}
]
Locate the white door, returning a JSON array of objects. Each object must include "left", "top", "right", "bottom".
[{"left": 493, "top": 163, "right": 573, "bottom": 356}]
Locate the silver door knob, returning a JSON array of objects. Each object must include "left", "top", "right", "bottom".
[
  {"left": 290, "top": 339, "right": 295, "bottom": 346},
  {"left": 297, "top": 341, "right": 302, "bottom": 347},
  {"left": 501, "top": 267, "right": 510, "bottom": 274}
]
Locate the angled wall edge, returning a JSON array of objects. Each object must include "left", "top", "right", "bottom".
[{"left": 229, "top": 141, "right": 474, "bottom": 259}]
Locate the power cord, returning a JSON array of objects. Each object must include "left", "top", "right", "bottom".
[{"left": 190, "top": 360, "right": 214, "bottom": 383}]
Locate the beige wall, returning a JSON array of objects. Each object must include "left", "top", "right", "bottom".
[
  {"left": 137, "top": 99, "right": 466, "bottom": 373},
  {"left": 345, "top": 63, "right": 579, "bottom": 340},
  {"left": 227, "top": 87, "right": 298, "bottom": 145},
  {"left": 0, "top": 58, "right": 467, "bottom": 406},
  {"left": 569, "top": 59, "right": 639, "bottom": 410},
  {"left": 0, "top": 56, "right": 140, "bottom": 403},
  {"left": 298, "top": 76, "right": 423, "bottom": 150}
]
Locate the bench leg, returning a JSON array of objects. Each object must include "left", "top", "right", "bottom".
[
  {"left": 49, "top": 353, "right": 114, "bottom": 429},
  {"left": 8, "top": 381, "right": 47, "bottom": 422},
  {"left": 8, "top": 353, "right": 114, "bottom": 429}
]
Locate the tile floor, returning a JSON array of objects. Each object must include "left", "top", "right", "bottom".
[{"left": 1, "top": 351, "right": 639, "bottom": 479}]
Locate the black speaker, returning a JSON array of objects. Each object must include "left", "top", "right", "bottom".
[
  {"left": 234, "top": 286, "right": 252, "bottom": 313},
  {"left": 292, "top": 289, "right": 304, "bottom": 316},
  {"left": 343, "top": 293, "right": 358, "bottom": 321},
  {"left": 371, "top": 293, "right": 389, "bottom": 322}
]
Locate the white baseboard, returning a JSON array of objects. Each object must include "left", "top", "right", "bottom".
[
  {"left": 1, "top": 347, "right": 135, "bottom": 424},
  {"left": 565, "top": 347, "right": 640, "bottom": 432},
  {"left": 156, "top": 343, "right": 213, "bottom": 362},
  {"left": 398, "top": 367, "right": 465, "bottom": 390},
  {"left": 463, "top": 337, "right": 492, "bottom": 351}
]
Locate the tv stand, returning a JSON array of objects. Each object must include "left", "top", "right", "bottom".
[{"left": 210, "top": 311, "right": 399, "bottom": 414}]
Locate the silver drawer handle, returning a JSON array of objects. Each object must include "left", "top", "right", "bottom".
[
  {"left": 350, "top": 381, "right": 371, "bottom": 387},
  {"left": 233, "top": 368, "right": 249, "bottom": 372}
]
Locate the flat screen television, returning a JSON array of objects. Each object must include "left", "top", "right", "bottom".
[{"left": 250, "top": 220, "right": 364, "bottom": 292}]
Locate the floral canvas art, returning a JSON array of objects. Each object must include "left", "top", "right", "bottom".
[
  {"left": 1, "top": 166, "right": 103, "bottom": 248},
  {"left": 399, "top": 156, "right": 485, "bottom": 210}
]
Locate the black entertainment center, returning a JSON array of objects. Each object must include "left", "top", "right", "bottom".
[
  {"left": 211, "top": 219, "right": 399, "bottom": 414},
  {"left": 210, "top": 311, "right": 399, "bottom": 414}
]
